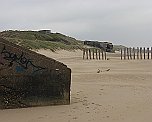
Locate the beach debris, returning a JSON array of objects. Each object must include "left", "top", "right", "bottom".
[
  {"left": 97, "top": 68, "right": 110, "bottom": 73},
  {"left": 106, "top": 69, "right": 110, "bottom": 71},
  {"left": 73, "top": 117, "right": 78, "bottom": 120},
  {"left": 97, "top": 69, "right": 100, "bottom": 73}
]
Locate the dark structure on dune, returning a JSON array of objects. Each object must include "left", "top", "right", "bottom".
[{"left": 84, "top": 41, "right": 113, "bottom": 52}]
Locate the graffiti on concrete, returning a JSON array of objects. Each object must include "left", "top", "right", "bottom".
[
  {"left": 0, "top": 45, "right": 46, "bottom": 73},
  {"left": 15, "top": 66, "right": 25, "bottom": 73},
  {"left": 0, "top": 54, "right": 4, "bottom": 65}
]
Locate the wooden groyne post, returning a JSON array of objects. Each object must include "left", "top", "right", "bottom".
[
  {"left": 86, "top": 49, "right": 88, "bottom": 59},
  {"left": 133, "top": 47, "right": 135, "bottom": 60},
  {"left": 89, "top": 49, "right": 91, "bottom": 59},
  {"left": 98, "top": 49, "right": 101, "bottom": 60},
  {"left": 137, "top": 47, "right": 139, "bottom": 59},
  {"left": 92, "top": 49, "right": 95, "bottom": 59},
  {"left": 124, "top": 48, "right": 126, "bottom": 60},
  {"left": 151, "top": 47, "right": 152, "bottom": 59},
  {"left": 129, "top": 47, "right": 132, "bottom": 60},
  {"left": 102, "top": 50, "right": 104, "bottom": 60},
  {"left": 105, "top": 52, "right": 107, "bottom": 60},
  {"left": 147, "top": 48, "right": 150, "bottom": 59},
  {"left": 143, "top": 47, "right": 146, "bottom": 59},
  {"left": 83, "top": 48, "right": 85, "bottom": 59},
  {"left": 140, "top": 47, "right": 142, "bottom": 59},
  {"left": 95, "top": 49, "right": 98, "bottom": 60},
  {"left": 121, "top": 49, "right": 123, "bottom": 60},
  {"left": 127, "top": 48, "right": 129, "bottom": 60}
]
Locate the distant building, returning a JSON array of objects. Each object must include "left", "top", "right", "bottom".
[
  {"left": 38, "top": 30, "right": 51, "bottom": 34},
  {"left": 84, "top": 40, "right": 113, "bottom": 52}
]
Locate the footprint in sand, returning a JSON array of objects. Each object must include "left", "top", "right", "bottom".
[
  {"left": 95, "top": 103, "right": 102, "bottom": 106},
  {"left": 73, "top": 117, "right": 78, "bottom": 120},
  {"left": 38, "top": 116, "right": 44, "bottom": 119}
]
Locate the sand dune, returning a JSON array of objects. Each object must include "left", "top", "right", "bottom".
[{"left": 1, "top": 49, "right": 152, "bottom": 122}]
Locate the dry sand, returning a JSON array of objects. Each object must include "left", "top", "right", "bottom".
[{"left": 1, "top": 49, "right": 152, "bottom": 122}]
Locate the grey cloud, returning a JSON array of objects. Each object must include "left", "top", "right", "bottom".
[{"left": 1, "top": 0, "right": 152, "bottom": 47}]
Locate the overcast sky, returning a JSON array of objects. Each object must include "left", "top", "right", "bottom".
[{"left": 0, "top": 0, "right": 152, "bottom": 47}]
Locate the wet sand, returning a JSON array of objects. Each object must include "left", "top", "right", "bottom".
[{"left": 1, "top": 49, "right": 152, "bottom": 122}]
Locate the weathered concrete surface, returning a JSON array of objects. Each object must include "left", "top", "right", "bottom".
[
  {"left": 0, "top": 38, "right": 71, "bottom": 109},
  {"left": 84, "top": 41, "right": 113, "bottom": 52}
]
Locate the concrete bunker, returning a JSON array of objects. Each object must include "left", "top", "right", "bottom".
[{"left": 0, "top": 38, "right": 71, "bottom": 109}]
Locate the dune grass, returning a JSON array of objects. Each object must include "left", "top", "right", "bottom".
[{"left": 0, "top": 30, "right": 83, "bottom": 51}]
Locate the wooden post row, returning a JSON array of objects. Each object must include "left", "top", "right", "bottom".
[
  {"left": 83, "top": 48, "right": 107, "bottom": 60},
  {"left": 120, "top": 47, "right": 152, "bottom": 60}
]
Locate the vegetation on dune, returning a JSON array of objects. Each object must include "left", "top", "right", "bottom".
[
  {"left": 0, "top": 30, "right": 83, "bottom": 51},
  {"left": 0, "top": 30, "right": 126, "bottom": 52}
]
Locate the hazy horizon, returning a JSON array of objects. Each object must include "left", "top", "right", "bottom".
[{"left": 1, "top": 0, "right": 152, "bottom": 47}]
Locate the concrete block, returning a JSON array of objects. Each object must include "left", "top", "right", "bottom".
[{"left": 0, "top": 38, "right": 71, "bottom": 109}]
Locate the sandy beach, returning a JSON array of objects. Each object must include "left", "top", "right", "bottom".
[{"left": 0, "top": 49, "right": 152, "bottom": 122}]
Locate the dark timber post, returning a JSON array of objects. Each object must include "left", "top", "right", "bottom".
[
  {"left": 124, "top": 48, "right": 126, "bottom": 60},
  {"left": 144, "top": 47, "right": 146, "bottom": 59},
  {"left": 151, "top": 47, "right": 152, "bottom": 59},
  {"left": 147, "top": 48, "right": 149, "bottom": 59},
  {"left": 95, "top": 49, "right": 98, "bottom": 60},
  {"left": 102, "top": 50, "right": 104, "bottom": 60},
  {"left": 129, "top": 47, "right": 132, "bottom": 60},
  {"left": 92, "top": 49, "right": 95, "bottom": 59},
  {"left": 98, "top": 49, "right": 101, "bottom": 60},
  {"left": 83, "top": 48, "right": 85, "bottom": 59},
  {"left": 86, "top": 49, "right": 88, "bottom": 59},
  {"left": 137, "top": 47, "right": 139, "bottom": 59},
  {"left": 105, "top": 51, "right": 107, "bottom": 60},
  {"left": 89, "top": 49, "right": 91, "bottom": 59},
  {"left": 127, "top": 48, "right": 129, "bottom": 60},
  {"left": 140, "top": 47, "right": 142, "bottom": 59},
  {"left": 133, "top": 47, "right": 135, "bottom": 60},
  {"left": 121, "top": 48, "right": 123, "bottom": 60}
]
